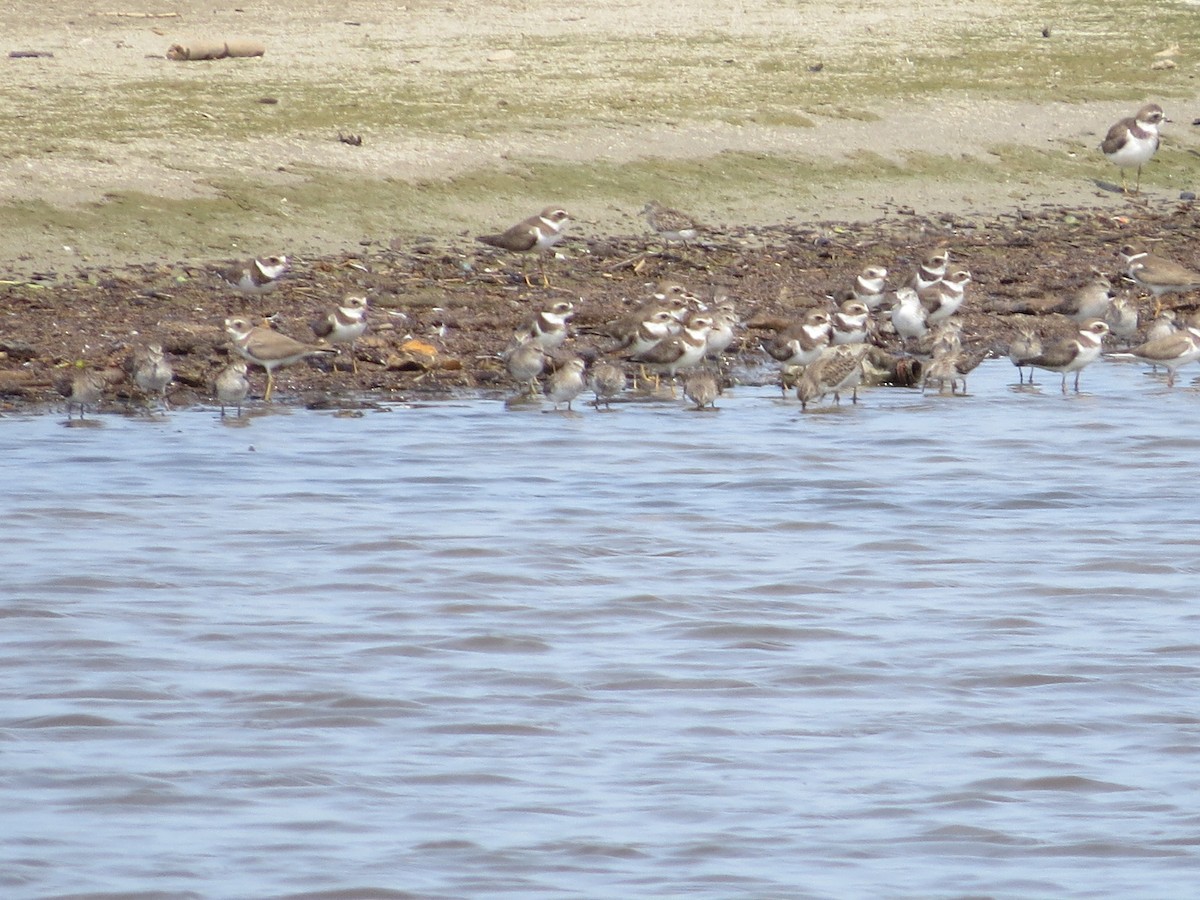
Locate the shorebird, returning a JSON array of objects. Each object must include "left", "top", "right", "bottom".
[
  {"left": 215, "top": 359, "right": 250, "bottom": 417},
  {"left": 919, "top": 269, "right": 970, "bottom": 324},
  {"left": 1107, "top": 326, "right": 1200, "bottom": 387},
  {"left": 763, "top": 310, "right": 833, "bottom": 395},
  {"left": 683, "top": 370, "right": 721, "bottom": 410},
  {"left": 131, "top": 343, "right": 173, "bottom": 410},
  {"left": 224, "top": 316, "right": 336, "bottom": 402},
  {"left": 1063, "top": 274, "right": 1116, "bottom": 323},
  {"left": 797, "top": 344, "right": 868, "bottom": 411},
  {"left": 1103, "top": 295, "right": 1139, "bottom": 346},
  {"left": 509, "top": 300, "right": 576, "bottom": 352},
  {"left": 544, "top": 357, "right": 587, "bottom": 411},
  {"left": 1013, "top": 320, "right": 1109, "bottom": 392},
  {"left": 628, "top": 315, "right": 713, "bottom": 391},
  {"left": 831, "top": 300, "right": 871, "bottom": 346},
  {"left": 502, "top": 339, "right": 546, "bottom": 397},
  {"left": 588, "top": 360, "right": 626, "bottom": 409},
  {"left": 476, "top": 207, "right": 570, "bottom": 287},
  {"left": 61, "top": 368, "right": 108, "bottom": 420},
  {"left": 891, "top": 288, "right": 929, "bottom": 342},
  {"left": 908, "top": 249, "right": 949, "bottom": 291},
  {"left": 641, "top": 200, "right": 703, "bottom": 250},
  {"left": 311, "top": 294, "right": 369, "bottom": 373},
  {"left": 217, "top": 254, "right": 289, "bottom": 294},
  {"left": 1101, "top": 103, "right": 1167, "bottom": 195},
  {"left": 851, "top": 265, "right": 889, "bottom": 310},
  {"left": 1008, "top": 322, "right": 1042, "bottom": 384}
]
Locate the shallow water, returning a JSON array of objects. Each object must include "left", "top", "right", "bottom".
[{"left": 3, "top": 359, "right": 1200, "bottom": 899}]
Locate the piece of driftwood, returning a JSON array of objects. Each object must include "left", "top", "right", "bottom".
[
  {"left": 9, "top": 50, "right": 54, "bottom": 58},
  {"left": 166, "top": 40, "right": 266, "bottom": 61}
]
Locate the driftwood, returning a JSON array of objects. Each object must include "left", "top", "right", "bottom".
[
  {"left": 96, "top": 11, "right": 180, "bottom": 17},
  {"left": 166, "top": 40, "right": 266, "bottom": 61},
  {"left": 8, "top": 50, "right": 54, "bottom": 58}
]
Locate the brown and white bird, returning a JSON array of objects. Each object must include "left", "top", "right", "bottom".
[
  {"left": 763, "top": 310, "right": 832, "bottom": 394},
  {"left": 588, "top": 361, "right": 626, "bottom": 409},
  {"left": 476, "top": 207, "right": 570, "bottom": 287},
  {"left": 907, "top": 319, "right": 963, "bottom": 362},
  {"left": 225, "top": 316, "right": 336, "bottom": 402},
  {"left": 61, "top": 368, "right": 109, "bottom": 420},
  {"left": 509, "top": 300, "right": 575, "bottom": 352},
  {"left": 502, "top": 340, "right": 546, "bottom": 397},
  {"left": 544, "top": 357, "right": 587, "bottom": 411},
  {"left": 311, "top": 294, "right": 369, "bottom": 373},
  {"left": 131, "top": 343, "right": 173, "bottom": 410},
  {"left": 831, "top": 300, "right": 871, "bottom": 346},
  {"left": 908, "top": 249, "right": 949, "bottom": 291},
  {"left": 891, "top": 288, "right": 929, "bottom": 342},
  {"left": 217, "top": 255, "right": 289, "bottom": 295},
  {"left": 1013, "top": 320, "right": 1109, "bottom": 393},
  {"left": 628, "top": 315, "right": 713, "bottom": 388},
  {"left": 1107, "top": 325, "right": 1200, "bottom": 388},
  {"left": 1008, "top": 322, "right": 1042, "bottom": 385},
  {"left": 683, "top": 370, "right": 721, "bottom": 410},
  {"left": 641, "top": 200, "right": 703, "bottom": 249},
  {"left": 1103, "top": 295, "right": 1139, "bottom": 346},
  {"left": 1101, "top": 103, "right": 1167, "bottom": 195},
  {"left": 763, "top": 310, "right": 832, "bottom": 367},
  {"left": 1064, "top": 274, "right": 1116, "bottom": 323},
  {"left": 797, "top": 344, "right": 868, "bottom": 411},
  {"left": 919, "top": 269, "right": 970, "bottom": 324},
  {"left": 215, "top": 360, "right": 250, "bottom": 417},
  {"left": 1126, "top": 255, "right": 1200, "bottom": 305},
  {"left": 851, "top": 265, "right": 889, "bottom": 310}
]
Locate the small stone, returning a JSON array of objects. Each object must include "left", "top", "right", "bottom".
[{"left": 1181, "top": 191, "right": 1196, "bottom": 201}]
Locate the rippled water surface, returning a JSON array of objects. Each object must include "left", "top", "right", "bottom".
[{"left": 4, "top": 359, "right": 1200, "bottom": 899}]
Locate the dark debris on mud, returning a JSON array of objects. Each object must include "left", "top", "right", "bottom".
[{"left": 2, "top": 200, "right": 1197, "bottom": 414}]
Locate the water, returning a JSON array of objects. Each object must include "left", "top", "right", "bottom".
[{"left": 3, "top": 359, "right": 1200, "bottom": 899}]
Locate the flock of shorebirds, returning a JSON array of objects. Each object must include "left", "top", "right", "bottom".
[{"left": 58, "top": 101, "right": 1194, "bottom": 419}]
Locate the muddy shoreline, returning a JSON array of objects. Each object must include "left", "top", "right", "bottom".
[{"left": 3, "top": 199, "right": 1194, "bottom": 417}]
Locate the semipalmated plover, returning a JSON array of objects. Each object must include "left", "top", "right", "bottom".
[
  {"left": 311, "top": 294, "right": 369, "bottom": 373},
  {"left": 851, "top": 265, "right": 889, "bottom": 309},
  {"left": 1107, "top": 326, "right": 1200, "bottom": 387},
  {"left": 908, "top": 249, "right": 949, "bottom": 291},
  {"left": 510, "top": 300, "right": 575, "bottom": 352},
  {"left": 1014, "top": 320, "right": 1109, "bottom": 392},
  {"left": 891, "top": 288, "right": 929, "bottom": 341},
  {"left": 919, "top": 269, "right": 970, "bottom": 324},
  {"left": 628, "top": 315, "right": 713, "bottom": 389},
  {"left": 476, "top": 207, "right": 570, "bottom": 287},
  {"left": 1101, "top": 103, "right": 1167, "bottom": 195},
  {"left": 218, "top": 255, "right": 289, "bottom": 294},
  {"left": 225, "top": 316, "right": 336, "bottom": 402},
  {"left": 831, "top": 300, "right": 871, "bottom": 345}
]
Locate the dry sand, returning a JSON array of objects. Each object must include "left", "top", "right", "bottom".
[{"left": 1, "top": 0, "right": 1196, "bottom": 275}]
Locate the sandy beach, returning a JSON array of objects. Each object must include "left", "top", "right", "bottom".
[{"left": 0, "top": 0, "right": 1197, "bottom": 411}]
